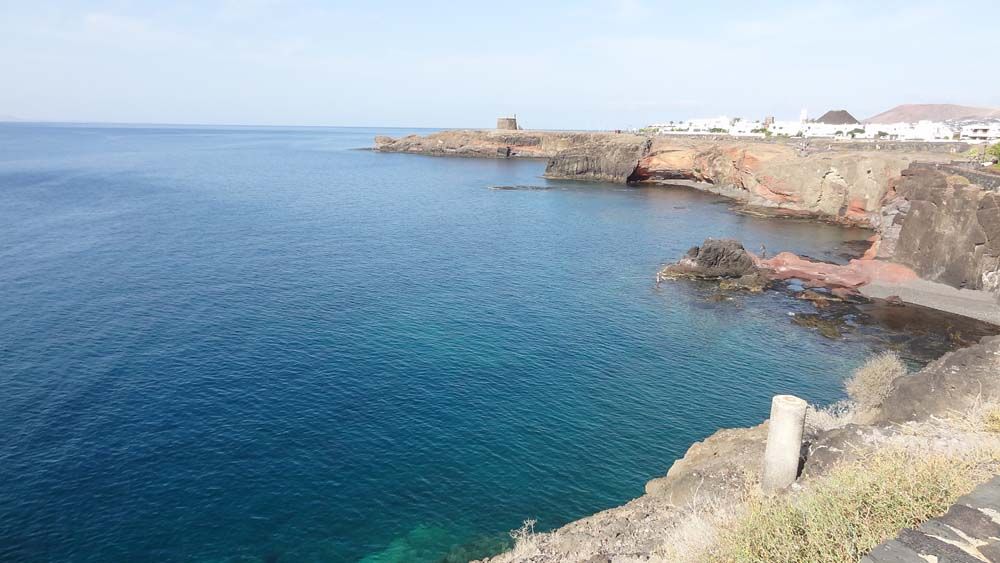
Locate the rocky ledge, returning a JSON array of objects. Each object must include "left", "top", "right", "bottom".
[
  {"left": 657, "top": 237, "right": 917, "bottom": 299},
  {"left": 375, "top": 130, "right": 651, "bottom": 183}
]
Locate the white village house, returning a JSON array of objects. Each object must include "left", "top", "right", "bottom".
[{"left": 645, "top": 108, "right": 998, "bottom": 143}]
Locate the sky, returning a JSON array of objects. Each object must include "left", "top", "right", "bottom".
[{"left": 2, "top": 1, "right": 999, "bottom": 130}]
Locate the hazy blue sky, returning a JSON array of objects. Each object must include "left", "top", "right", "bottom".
[{"left": 2, "top": 1, "right": 998, "bottom": 129}]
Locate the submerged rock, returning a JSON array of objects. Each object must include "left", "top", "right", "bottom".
[
  {"left": 790, "top": 313, "right": 846, "bottom": 339},
  {"left": 797, "top": 289, "right": 842, "bottom": 309},
  {"left": 489, "top": 185, "right": 553, "bottom": 191}
]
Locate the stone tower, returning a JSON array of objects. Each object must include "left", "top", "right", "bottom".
[{"left": 497, "top": 116, "right": 518, "bottom": 130}]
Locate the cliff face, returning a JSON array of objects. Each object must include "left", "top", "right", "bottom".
[
  {"left": 875, "top": 164, "right": 1000, "bottom": 292},
  {"left": 630, "top": 139, "right": 951, "bottom": 227},
  {"left": 543, "top": 137, "right": 651, "bottom": 183}
]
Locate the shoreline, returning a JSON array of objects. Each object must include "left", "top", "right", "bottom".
[{"left": 861, "top": 279, "right": 1000, "bottom": 325}]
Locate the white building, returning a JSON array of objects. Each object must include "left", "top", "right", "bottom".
[
  {"left": 729, "top": 119, "right": 767, "bottom": 137},
  {"left": 645, "top": 112, "right": 973, "bottom": 143},
  {"left": 961, "top": 123, "right": 1000, "bottom": 143},
  {"left": 768, "top": 120, "right": 805, "bottom": 137},
  {"left": 649, "top": 116, "right": 733, "bottom": 135},
  {"left": 802, "top": 122, "right": 854, "bottom": 137},
  {"left": 863, "top": 121, "right": 956, "bottom": 142}
]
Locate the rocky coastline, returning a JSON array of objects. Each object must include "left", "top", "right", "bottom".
[
  {"left": 375, "top": 130, "right": 1000, "bottom": 561},
  {"left": 375, "top": 130, "right": 970, "bottom": 226},
  {"left": 376, "top": 129, "right": 1000, "bottom": 324}
]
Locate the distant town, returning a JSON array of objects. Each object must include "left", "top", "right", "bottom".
[{"left": 641, "top": 108, "right": 1000, "bottom": 144}]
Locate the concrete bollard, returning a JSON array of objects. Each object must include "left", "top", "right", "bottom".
[{"left": 761, "top": 394, "right": 808, "bottom": 493}]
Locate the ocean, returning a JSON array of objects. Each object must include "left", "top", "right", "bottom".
[{"left": 0, "top": 123, "right": 881, "bottom": 562}]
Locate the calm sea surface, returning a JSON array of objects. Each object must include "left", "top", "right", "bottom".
[{"left": 1, "top": 124, "right": 879, "bottom": 562}]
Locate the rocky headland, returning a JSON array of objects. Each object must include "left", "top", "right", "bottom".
[{"left": 376, "top": 130, "right": 652, "bottom": 183}]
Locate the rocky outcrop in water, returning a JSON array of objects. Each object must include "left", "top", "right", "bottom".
[
  {"left": 659, "top": 239, "right": 758, "bottom": 279},
  {"left": 657, "top": 239, "right": 768, "bottom": 291}
]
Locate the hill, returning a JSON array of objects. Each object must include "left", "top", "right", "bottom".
[
  {"left": 816, "top": 109, "right": 859, "bottom": 125},
  {"left": 866, "top": 104, "right": 1000, "bottom": 124}
]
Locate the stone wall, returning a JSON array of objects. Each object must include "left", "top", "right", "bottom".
[
  {"left": 863, "top": 475, "right": 1000, "bottom": 563},
  {"left": 910, "top": 161, "right": 1000, "bottom": 190}
]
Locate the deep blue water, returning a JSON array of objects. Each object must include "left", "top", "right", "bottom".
[{"left": 0, "top": 124, "right": 879, "bottom": 562}]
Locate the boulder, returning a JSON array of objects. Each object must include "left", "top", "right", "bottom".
[
  {"left": 645, "top": 423, "right": 769, "bottom": 506},
  {"left": 659, "top": 239, "right": 759, "bottom": 279},
  {"left": 874, "top": 334, "right": 1000, "bottom": 423}
]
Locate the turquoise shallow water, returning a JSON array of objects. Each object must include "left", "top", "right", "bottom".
[{"left": 0, "top": 124, "right": 879, "bottom": 562}]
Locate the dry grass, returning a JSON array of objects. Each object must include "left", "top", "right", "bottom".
[
  {"left": 806, "top": 351, "right": 907, "bottom": 431},
  {"left": 653, "top": 501, "right": 744, "bottom": 562},
  {"left": 985, "top": 410, "right": 1000, "bottom": 433},
  {"left": 942, "top": 397, "right": 1000, "bottom": 435},
  {"left": 503, "top": 519, "right": 539, "bottom": 560},
  {"left": 708, "top": 449, "right": 996, "bottom": 563},
  {"left": 845, "top": 351, "right": 906, "bottom": 413}
]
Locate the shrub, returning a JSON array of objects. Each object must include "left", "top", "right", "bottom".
[
  {"left": 710, "top": 450, "right": 988, "bottom": 563},
  {"left": 805, "top": 401, "right": 856, "bottom": 431},
  {"left": 988, "top": 142, "right": 1000, "bottom": 162},
  {"left": 506, "top": 519, "right": 538, "bottom": 559},
  {"left": 845, "top": 351, "right": 906, "bottom": 411},
  {"left": 985, "top": 408, "right": 1000, "bottom": 433}
]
